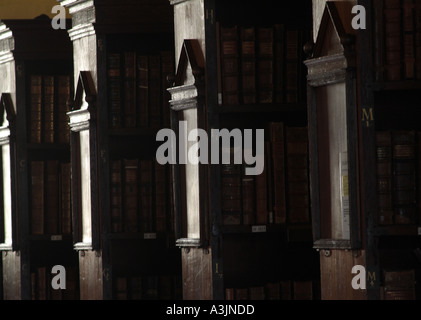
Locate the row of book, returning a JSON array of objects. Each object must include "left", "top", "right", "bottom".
[
  {"left": 225, "top": 280, "right": 315, "bottom": 300},
  {"left": 31, "top": 266, "right": 79, "bottom": 300},
  {"left": 221, "top": 123, "right": 310, "bottom": 226},
  {"left": 30, "top": 160, "right": 72, "bottom": 235},
  {"left": 376, "top": 130, "right": 421, "bottom": 225},
  {"left": 114, "top": 275, "right": 182, "bottom": 300},
  {"left": 107, "top": 51, "right": 174, "bottom": 130},
  {"left": 110, "top": 158, "right": 173, "bottom": 235},
  {"left": 217, "top": 23, "right": 309, "bottom": 106},
  {"left": 29, "top": 74, "right": 71, "bottom": 144},
  {"left": 381, "top": 269, "right": 416, "bottom": 300},
  {"left": 374, "top": 0, "right": 421, "bottom": 81}
]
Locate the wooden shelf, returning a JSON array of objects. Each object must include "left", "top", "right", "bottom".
[
  {"left": 371, "top": 80, "right": 421, "bottom": 92},
  {"left": 374, "top": 225, "right": 421, "bottom": 237},
  {"left": 217, "top": 103, "right": 307, "bottom": 114}
]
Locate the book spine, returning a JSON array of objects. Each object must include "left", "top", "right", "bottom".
[
  {"left": 154, "top": 160, "right": 167, "bottom": 234},
  {"left": 136, "top": 55, "right": 149, "bottom": 128},
  {"left": 242, "top": 176, "right": 255, "bottom": 225},
  {"left": 123, "top": 51, "right": 137, "bottom": 128},
  {"left": 392, "top": 130, "right": 417, "bottom": 224},
  {"left": 31, "top": 161, "right": 44, "bottom": 235},
  {"left": 286, "top": 127, "right": 310, "bottom": 224},
  {"left": 149, "top": 55, "right": 162, "bottom": 127},
  {"left": 240, "top": 26, "right": 257, "bottom": 104},
  {"left": 124, "top": 159, "right": 139, "bottom": 232},
  {"left": 221, "top": 162, "right": 242, "bottom": 225},
  {"left": 108, "top": 53, "right": 122, "bottom": 128},
  {"left": 384, "top": 0, "right": 403, "bottom": 81},
  {"left": 30, "top": 75, "right": 42, "bottom": 144},
  {"left": 140, "top": 160, "right": 154, "bottom": 233},
  {"left": 161, "top": 51, "right": 174, "bottom": 128},
  {"left": 285, "top": 30, "right": 299, "bottom": 103},
  {"left": 60, "top": 162, "right": 72, "bottom": 235},
  {"left": 373, "top": 0, "right": 385, "bottom": 82},
  {"left": 255, "top": 147, "right": 268, "bottom": 225},
  {"left": 274, "top": 24, "right": 285, "bottom": 103},
  {"left": 415, "top": 0, "right": 421, "bottom": 79},
  {"left": 257, "top": 27, "right": 274, "bottom": 104},
  {"left": 220, "top": 25, "right": 240, "bottom": 105},
  {"left": 45, "top": 160, "right": 59, "bottom": 234},
  {"left": 110, "top": 159, "right": 123, "bottom": 233},
  {"left": 57, "top": 75, "right": 71, "bottom": 144},
  {"left": 403, "top": 0, "right": 416, "bottom": 79},
  {"left": 376, "top": 131, "right": 394, "bottom": 225},
  {"left": 43, "top": 75, "right": 55, "bottom": 144},
  {"left": 270, "top": 122, "right": 286, "bottom": 224}
]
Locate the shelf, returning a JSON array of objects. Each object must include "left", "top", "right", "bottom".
[
  {"left": 217, "top": 103, "right": 307, "bottom": 114},
  {"left": 374, "top": 225, "right": 421, "bottom": 237},
  {"left": 371, "top": 80, "right": 421, "bottom": 92}
]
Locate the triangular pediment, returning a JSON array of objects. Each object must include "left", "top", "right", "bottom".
[
  {"left": 173, "top": 39, "right": 204, "bottom": 87},
  {"left": 313, "top": 2, "right": 349, "bottom": 59},
  {"left": 72, "top": 71, "right": 97, "bottom": 112}
]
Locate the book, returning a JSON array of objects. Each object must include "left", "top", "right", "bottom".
[
  {"left": 124, "top": 159, "right": 139, "bottom": 233},
  {"left": 240, "top": 26, "right": 257, "bottom": 104},
  {"left": 110, "top": 160, "right": 123, "bottom": 233},
  {"left": 293, "top": 280, "right": 313, "bottom": 300},
  {"left": 45, "top": 160, "right": 59, "bottom": 234},
  {"left": 220, "top": 25, "right": 240, "bottom": 105},
  {"left": 286, "top": 127, "right": 310, "bottom": 224},
  {"left": 257, "top": 26, "right": 274, "bottom": 103},
  {"left": 383, "top": 269, "right": 416, "bottom": 300},
  {"left": 270, "top": 122, "right": 286, "bottom": 224},
  {"left": 384, "top": 0, "right": 403, "bottom": 81},
  {"left": 274, "top": 24, "right": 285, "bottom": 103},
  {"left": 149, "top": 55, "right": 162, "bottom": 127},
  {"left": 154, "top": 159, "right": 168, "bottom": 233},
  {"left": 221, "top": 162, "right": 242, "bottom": 225},
  {"left": 242, "top": 176, "right": 255, "bottom": 225},
  {"left": 285, "top": 30, "right": 299, "bottom": 103},
  {"left": 161, "top": 51, "right": 174, "bottom": 127},
  {"left": 140, "top": 160, "right": 154, "bottom": 233},
  {"left": 136, "top": 55, "right": 149, "bottom": 128},
  {"left": 57, "top": 75, "right": 71, "bottom": 144},
  {"left": 43, "top": 75, "right": 55, "bottom": 143},
  {"left": 31, "top": 161, "right": 45, "bottom": 235},
  {"left": 29, "top": 75, "right": 42, "bottom": 143},
  {"left": 403, "top": 0, "right": 416, "bottom": 79},
  {"left": 60, "top": 163, "right": 72, "bottom": 235},
  {"left": 108, "top": 53, "right": 122, "bottom": 128},
  {"left": 415, "top": 0, "right": 421, "bottom": 79},
  {"left": 123, "top": 51, "right": 137, "bottom": 128},
  {"left": 373, "top": 0, "right": 385, "bottom": 81},
  {"left": 392, "top": 130, "right": 417, "bottom": 224},
  {"left": 376, "top": 131, "right": 394, "bottom": 225}
]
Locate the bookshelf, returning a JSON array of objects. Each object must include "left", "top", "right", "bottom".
[
  {"left": 306, "top": 0, "right": 421, "bottom": 299},
  {"left": 60, "top": 0, "right": 182, "bottom": 300},
  {"left": 359, "top": 0, "right": 421, "bottom": 300},
  {"left": 169, "top": 0, "right": 319, "bottom": 300},
  {"left": 0, "top": 17, "right": 79, "bottom": 300}
]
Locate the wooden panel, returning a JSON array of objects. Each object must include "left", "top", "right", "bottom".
[
  {"left": 319, "top": 249, "right": 366, "bottom": 300},
  {"left": 182, "top": 247, "right": 212, "bottom": 300},
  {"left": 78, "top": 250, "right": 103, "bottom": 300},
  {"left": 2, "top": 251, "right": 21, "bottom": 300}
]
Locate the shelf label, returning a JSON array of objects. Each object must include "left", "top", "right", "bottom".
[
  {"left": 51, "top": 235, "right": 63, "bottom": 241},
  {"left": 251, "top": 225, "right": 266, "bottom": 233},
  {"left": 144, "top": 233, "right": 157, "bottom": 240}
]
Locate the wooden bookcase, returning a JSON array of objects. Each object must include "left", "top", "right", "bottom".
[
  {"left": 60, "top": 0, "right": 182, "bottom": 300},
  {"left": 306, "top": 0, "right": 421, "bottom": 299},
  {"left": 0, "top": 17, "right": 78, "bottom": 300},
  {"left": 169, "top": 0, "right": 319, "bottom": 300},
  {"left": 358, "top": 0, "right": 421, "bottom": 300}
]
